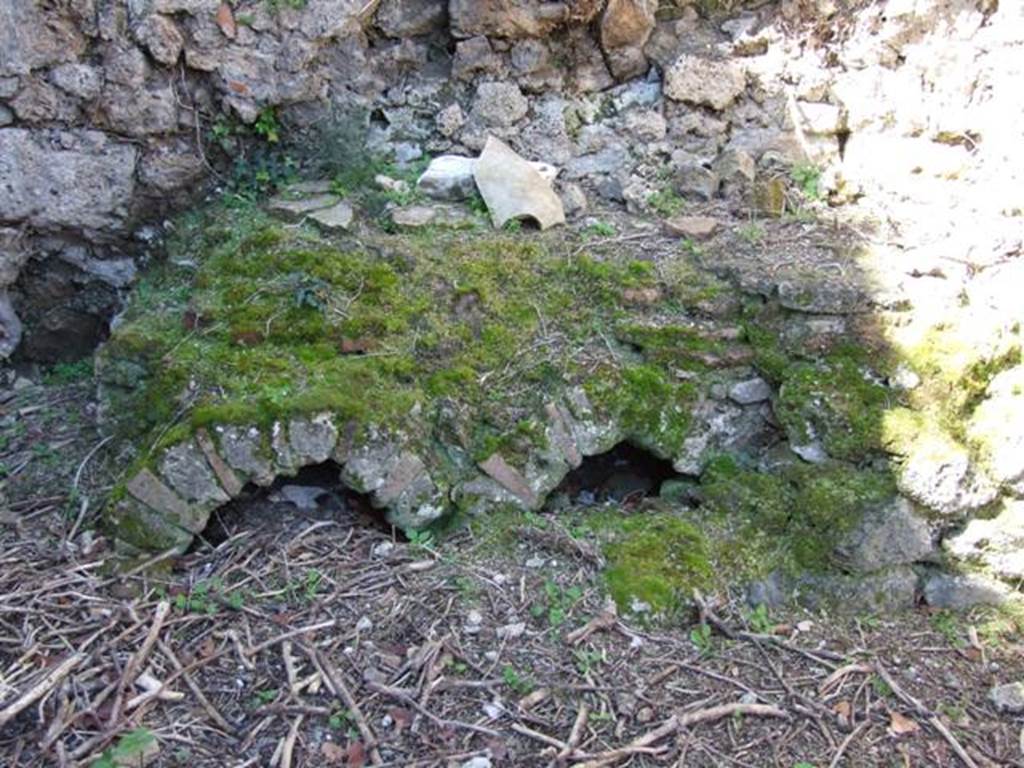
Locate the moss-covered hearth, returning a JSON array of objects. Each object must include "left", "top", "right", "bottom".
[{"left": 97, "top": 186, "right": 1003, "bottom": 618}]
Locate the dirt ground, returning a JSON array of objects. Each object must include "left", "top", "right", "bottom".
[{"left": 2, "top": 376, "right": 1024, "bottom": 768}]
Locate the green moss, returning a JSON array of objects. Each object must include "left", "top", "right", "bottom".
[
  {"left": 700, "top": 456, "right": 894, "bottom": 572},
  {"left": 774, "top": 345, "right": 893, "bottom": 462},
  {"left": 602, "top": 513, "right": 712, "bottom": 616},
  {"left": 585, "top": 364, "right": 694, "bottom": 458}
]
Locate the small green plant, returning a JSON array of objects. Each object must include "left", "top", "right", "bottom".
[
  {"left": 573, "top": 648, "right": 603, "bottom": 676},
  {"left": 647, "top": 185, "right": 685, "bottom": 217},
  {"left": 328, "top": 708, "right": 358, "bottom": 737},
  {"left": 584, "top": 220, "right": 617, "bottom": 238},
  {"left": 502, "top": 665, "right": 534, "bottom": 695},
  {"left": 690, "top": 622, "right": 714, "bottom": 656},
  {"left": 503, "top": 218, "right": 523, "bottom": 233},
  {"left": 746, "top": 604, "right": 774, "bottom": 634},
  {"left": 90, "top": 728, "right": 156, "bottom": 768},
  {"left": 406, "top": 528, "right": 436, "bottom": 550},
  {"left": 529, "top": 580, "right": 584, "bottom": 629},
  {"left": 738, "top": 221, "right": 764, "bottom": 245},
  {"left": 930, "top": 610, "right": 965, "bottom": 647},
  {"left": 251, "top": 687, "right": 279, "bottom": 708},
  {"left": 43, "top": 358, "right": 94, "bottom": 385},
  {"left": 790, "top": 163, "right": 822, "bottom": 200},
  {"left": 287, "top": 568, "right": 323, "bottom": 603},
  {"left": 680, "top": 238, "right": 704, "bottom": 257},
  {"left": 253, "top": 107, "right": 282, "bottom": 144},
  {"left": 173, "top": 580, "right": 218, "bottom": 615},
  {"left": 870, "top": 675, "right": 892, "bottom": 698}
]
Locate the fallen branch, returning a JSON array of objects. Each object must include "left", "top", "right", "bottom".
[
  {"left": 0, "top": 653, "right": 85, "bottom": 729},
  {"left": 873, "top": 663, "right": 979, "bottom": 768},
  {"left": 308, "top": 647, "right": 384, "bottom": 766},
  {"left": 574, "top": 702, "right": 789, "bottom": 768}
]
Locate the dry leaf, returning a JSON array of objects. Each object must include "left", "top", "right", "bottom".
[
  {"left": 216, "top": 3, "right": 236, "bottom": 38},
  {"left": 888, "top": 710, "right": 921, "bottom": 736},
  {"left": 833, "top": 700, "right": 852, "bottom": 719},
  {"left": 388, "top": 706, "right": 413, "bottom": 731},
  {"left": 196, "top": 635, "right": 217, "bottom": 659},
  {"left": 320, "top": 742, "right": 346, "bottom": 765},
  {"left": 346, "top": 741, "right": 366, "bottom": 768}
]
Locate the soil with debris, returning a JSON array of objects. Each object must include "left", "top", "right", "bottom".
[{"left": 2, "top": 377, "right": 1024, "bottom": 768}]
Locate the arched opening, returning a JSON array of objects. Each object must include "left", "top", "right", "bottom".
[
  {"left": 188, "top": 460, "right": 392, "bottom": 552},
  {"left": 546, "top": 442, "right": 683, "bottom": 509}
]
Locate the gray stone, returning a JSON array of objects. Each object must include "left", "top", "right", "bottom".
[
  {"left": 375, "top": 452, "right": 426, "bottom": 506},
  {"left": 663, "top": 215, "right": 719, "bottom": 240},
  {"left": 967, "top": 365, "right": 1024, "bottom": 493},
  {"left": 834, "top": 497, "right": 934, "bottom": 573},
  {"left": 375, "top": 0, "right": 447, "bottom": 37},
  {"left": 945, "top": 499, "right": 1024, "bottom": 580},
  {"left": 0, "top": 292, "right": 22, "bottom": 358},
  {"left": 417, "top": 155, "right": 478, "bottom": 201},
  {"left": 621, "top": 109, "right": 667, "bottom": 142},
  {"left": 923, "top": 573, "right": 1012, "bottom": 609},
  {"left": 342, "top": 440, "right": 401, "bottom": 495},
  {"left": 215, "top": 425, "right": 274, "bottom": 486},
  {"left": 139, "top": 141, "right": 205, "bottom": 193},
  {"left": 101, "top": 82, "right": 179, "bottom": 136},
  {"left": 714, "top": 149, "right": 756, "bottom": 195},
  {"left": 473, "top": 136, "right": 565, "bottom": 230},
  {"left": 989, "top": 683, "right": 1024, "bottom": 714},
  {"left": 676, "top": 165, "right": 719, "bottom": 201},
  {"left": 545, "top": 402, "right": 582, "bottom": 469},
  {"left": 134, "top": 15, "right": 184, "bottom": 66},
  {"left": 160, "top": 440, "right": 230, "bottom": 509},
  {"left": 436, "top": 104, "right": 466, "bottom": 138},
  {"left": 450, "top": 1, "right": 569, "bottom": 39},
  {"left": 897, "top": 434, "right": 999, "bottom": 518},
  {"left": 0, "top": 78, "right": 18, "bottom": 99},
  {"left": 289, "top": 414, "right": 338, "bottom": 465},
  {"left": 452, "top": 36, "right": 504, "bottom": 81},
  {"left": 565, "top": 146, "right": 629, "bottom": 178},
  {"left": 10, "top": 79, "right": 62, "bottom": 122},
  {"left": 309, "top": 201, "right": 354, "bottom": 233},
  {"left": 664, "top": 54, "right": 746, "bottom": 111},
  {"left": 49, "top": 64, "right": 102, "bottom": 100},
  {"left": 0, "top": 0, "right": 85, "bottom": 77},
  {"left": 777, "top": 279, "right": 866, "bottom": 314},
  {"left": 0, "top": 106, "right": 12, "bottom": 127},
  {"left": 790, "top": 440, "right": 829, "bottom": 464},
  {"left": 471, "top": 81, "right": 529, "bottom": 127},
  {"left": 275, "top": 485, "right": 329, "bottom": 511},
  {"left": 267, "top": 193, "right": 340, "bottom": 222},
  {"left": 110, "top": 497, "right": 193, "bottom": 553},
  {"left": 799, "top": 566, "right": 919, "bottom": 612},
  {"left": 728, "top": 377, "right": 772, "bottom": 405},
  {"left": 0, "top": 129, "right": 138, "bottom": 233},
  {"left": 560, "top": 182, "right": 587, "bottom": 217},
  {"left": 673, "top": 400, "right": 772, "bottom": 475}
]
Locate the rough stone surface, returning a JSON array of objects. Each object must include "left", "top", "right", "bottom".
[
  {"left": 663, "top": 215, "right": 719, "bottom": 240},
  {"left": 897, "top": 435, "right": 999, "bottom": 518},
  {"left": 834, "top": 498, "right": 935, "bottom": 573},
  {"left": 664, "top": 54, "right": 747, "bottom": 110},
  {"left": 160, "top": 441, "right": 230, "bottom": 510},
  {"left": 267, "top": 194, "right": 341, "bottom": 222},
  {"left": 599, "top": 0, "right": 657, "bottom": 80},
  {"left": 289, "top": 414, "right": 338, "bottom": 465},
  {"left": 417, "top": 155, "right": 478, "bottom": 200},
  {"left": 49, "top": 64, "right": 103, "bottom": 100},
  {"left": 945, "top": 499, "right": 1024, "bottom": 580},
  {"left": 134, "top": 15, "right": 185, "bottom": 66},
  {"left": 216, "top": 425, "right": 274, "bottom": 487},
  {"left": 471, "top": 81, "right": 529, "bottom": 127},
  {"left": 728, "top": 377, "right": 772, "bottom": 405},
  {"left": 309, "top": 201, "right": 355, "bottom": 232},
  {"left": 195, "top": 428, "right": 244, "bottom": 497},
  {"left": 478, "top": 453, "right": 539, "bottom": 508},
  {"left": 967, "top": 366, "right": 1024, "bottom": 493},
  {"left": 126, "top": 468, "right": 191, "bottom": 521},
  {"left": 0, "top": 129, "right": 138, "bottom": 233},
  {"left": 473, "top": 136, "right": 565, "bottom": 230},
  {"left": 673, "top": 401, "right": 773, "bottom": 476},
  {"left": 923, "top": 573, "right": 1012, "bottom": 609},
  {"left": 450, "top": 1, "right": 569, "bottom": 39},
  {"left": 375, "top": 0, "right": 448, "bottom": 38},
  {"left": 989, "top": 683, "right": 1024, "bottom": 714}
]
